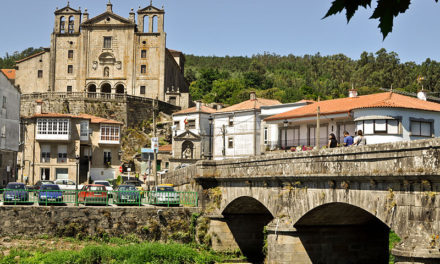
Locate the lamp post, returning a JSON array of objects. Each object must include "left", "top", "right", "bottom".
[
  {"left": 75, "top": 155, "right": 80, "bottom": 206},
  {"left": 283, "top": 120, "right": 288, "bottom": 150},
  {"left": 208, "top": 115, "right": 213, "bottom": 160}
]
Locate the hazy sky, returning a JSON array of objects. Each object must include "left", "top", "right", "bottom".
[{"left": 1, "top": 0, "right": 439, "bottom": 63}]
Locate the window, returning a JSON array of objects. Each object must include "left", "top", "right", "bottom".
[
  {"left": 2, "top": 96, "right": 6, "bottom": 109},
  {"left": 80, "top": 121, "right": 89, "bottom": 138},
  {"left": 37, "top": 119, "right": 69, "bottom": 135},
  {"left": 188, "top": 119, "right": 196, "bottom": 129},
  {"left": 67, "top": 65, "right": 73, "bottom": 74},
  {"left": 228, "top": 137, "right": 234, "bottom": 148},
  {"left": 56, "top": 168, "right": 68, "bottom": 179},
  {"left": 41, "top": 145, "right": 50, "bottom": 163},
  {"left": 68, "top": 50, "right": 74, "bottom": 59},
  {"left": 140, "top": 86, "right": 146, "bottom": 95},
  {"left": 264, "top": 127, "right": 268, "bottom": 145},
  {"left": 100, "top": 125, "right": 120, "bottom": 142},
  {"left": 103, "top": 37, "right": 112, "bottom": 49},
  {"left": 41, "top": 168, "right": 50, "bottom": 180},
  {"left": 104, "top": 150, "right": 112, "bottom": 165},
  {"left": 141, "top": 50, "right": 147, "bottom": 58},
  {"left": 37, "top": 70, "right": 43, "bottom": 78},
  {"left": 141, "top": 65, "right": 146, "bottom": 74},
  {"left": 169, "top": 97, "right": 176, "bottom": 105},
  {"left": 356, "top": 119, "right": 401, "bottom": 135},
  {"left": 411, "top": 119, "right": 433, "bottom": 137},
  {"left": 1, "top": 125, "right": 5, "bottom": 138},
  {"left": 173, "top": 121, "right": 180, "bottom": 130},
  {"left": 67, "top": 86, "right": 72, "bottom": 93},
  {"left": 228, "top": 116, "right": 234, "bottom": 127},
  {"left": 57, "top": 145, "right": 67, "bottom": 163}
]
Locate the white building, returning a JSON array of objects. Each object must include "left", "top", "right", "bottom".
[
  {"left": 171, "top": 102, "right": 216, "bottom": 168},
  {"left": 265, "top": 90, "right": 440, "bottom": 147},
  {"left": 212, "top": 92, "right": 280, "bottom": 160},
  {"left": 0, "top": 71, "right": 20, "bottom": 186},
  {"left": 260, "top": 100, "right": 314, "bottom": 153}
]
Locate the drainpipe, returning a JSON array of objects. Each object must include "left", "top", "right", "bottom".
[{"left": 254, "top": 110, "right": 257, "bottom": 156}]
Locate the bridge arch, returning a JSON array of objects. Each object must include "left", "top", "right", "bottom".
[
  {"left": 293, "top": 202, "right": 391, "bottom": 264},
  {"left": 221, "top": 196, "right": 273, "bottom": 263}
]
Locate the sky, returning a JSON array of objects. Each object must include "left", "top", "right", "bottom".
[{"left": 0, "top": 0, "right": 439, "bottom": 63}]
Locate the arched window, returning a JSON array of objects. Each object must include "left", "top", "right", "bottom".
[
  {"left": 60, "top": 16, "right": 65, "bottom": 33},
  {"left": 143, "top": 15, "right": 149, "bottom": 33},
  {"left": 103, "top": 67, "right": 109, "bottom": 77},
  {"left": 101, "top": 83, "right": 111, "bottom": 93},
  {"left": 87, "top": 84, "right": 97, "bottom": 98},
  {"left": 68, "top": 16, "right": 74, "bottom": 34},
  {"left": 115, "top": 84, "right": 124, "bottom": 94},
  {"left": 152, "top": 16, "right": 158, "bottom": 32}
]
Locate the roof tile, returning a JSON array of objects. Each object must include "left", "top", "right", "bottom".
[
  {"left": 0, "top": 69, "right": 15, "bottom": 80},
  {"left": 216, "top": 98, "right": 281, "bottom": 113},
  {"left": 174, "top": 105, "right": 216, "bottom": 115}
]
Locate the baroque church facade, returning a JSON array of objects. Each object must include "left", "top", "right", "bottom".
[{"left": 15, "top": 1, "right": 190, "bottom": 109}]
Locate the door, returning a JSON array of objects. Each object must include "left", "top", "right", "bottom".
[{"left": 40, "top": 168, "right": 50, "bottom": 180}]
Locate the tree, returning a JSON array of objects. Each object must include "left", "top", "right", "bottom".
[{"left": 324, "top": 0, "right": 438, "bottom": 39}]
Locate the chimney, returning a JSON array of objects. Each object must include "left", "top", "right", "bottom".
[
  {"left": 348, "top": 89, "right": 358, "bottom": 98},
  {"left": 129, "top": 8, "right": 135, "bottom": 23},
  {"left": 196, "top": 101, "right": 202, "bottom": 111},
  {"left": 106, "top": 1, "right": 113, "bottom": 12},
  {"left": 216, "top": 104, "right": 222, "bottom": 110},
  {"left": 35, "top": 100, "right": 43, "bottom": 114},
  {"left": 250, "top": 91, "right": 256, "bottom": 100},
  {"left": 417, "top": 90, "right": 427, "bottom": 101},
  {"left": 83, "top": 8, "right": 89, "bottom": 21}
]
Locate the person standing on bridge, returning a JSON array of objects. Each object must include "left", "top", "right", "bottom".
[
  {"left": 354, "top": 130, "right": 366, "bottom": 146},
  {"left": 343, "top": 131, "right": 353, "bottom": 147},
  {"left": 328, "top": 133, "right": 338, "bottom": 148}
]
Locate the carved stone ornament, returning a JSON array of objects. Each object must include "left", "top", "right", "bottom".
[
  {"left": 116, "top": 61, "right": 122, "bottom": 70},
  {"left": 183, "top": 147, "right": 192, "bottom": 159},
  {"left": 92, "top": 61, "right": 98, "bottom": 70}
]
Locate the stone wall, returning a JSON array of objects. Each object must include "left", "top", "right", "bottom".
[{"left": 0, "top": 206, "right": 200, "bottom": 241}]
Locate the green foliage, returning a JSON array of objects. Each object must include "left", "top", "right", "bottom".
[
  {"left": 185, "top": 50, "right": 438, "bottom": 105},
  {"left": 0, "top": 242, "right": 227, "bottom": 264},
  {"left": 324, "top": 0, "right": 432, "bottom": 39},
  {"left": 0, "top": 47, "right": 45, "bottom": 69},
  {"left": 389, "top": 230, "right": 401, "bottom": 264}
]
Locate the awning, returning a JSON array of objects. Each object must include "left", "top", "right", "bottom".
[{"left": 354, "top": 115, "right": 397, "bottom": 121}]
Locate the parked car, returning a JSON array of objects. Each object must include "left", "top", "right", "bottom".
[
  {"left": 150, "top": 184, "right": 180, "bottom": 206},
  {"left": 93, "top": 180, "right": 113, "bottom": 198},
  {"left": 114, "top": 185, "right": 141, "bottom": 205},
  {"left": 38, "top": 184, "right": 63, "bottom": 205},
  {"left": 78, "top": 184, "right": 108, "bottom": 205},
  {"left": 54, "top": 179, "right": 83, "bottom": 192},
  {"left": 123, "top": 179, "right": 146, "bottom": 195},
  {"left": 3, "top": 182, "right": 29, "bottom": 205},
  {"left": 31, "top": 180, "right": 54, "bottom": 190}
]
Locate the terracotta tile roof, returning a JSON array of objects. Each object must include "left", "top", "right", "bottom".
[
  {"left": 159, "top": 144, "right": 172, "bottom": 152},
  {"left": 0, "top": 69, "right": 15, "bottom": 80},
  {"left": 174, "top": 105, "right": 216, "bottom": 115},
  {"left": 15, "top": 50, "right": 49, "bottom": 64},
  {"left": 216, "top": 98, "right": 281, "bottom": 113},
  {"left": 297, "top": 99, "right": 316, "bottom": 104},
  {"left": 167, "top": 49, "right": 182, "bottom": 54},
  {"left": 28, "top": 113, "right": 122, "bottom": 125},
  {"left": 265, "top": 92, "right": 440, "bottom": 121}
]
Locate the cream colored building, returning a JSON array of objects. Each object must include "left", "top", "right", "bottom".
[
  {"left": 20, "top": 102, "right": 123, "bottom": 185},
  {"left": 15, "top": 1, "right": 189, "bottom": 108}
]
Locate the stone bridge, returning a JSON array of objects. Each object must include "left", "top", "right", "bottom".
[{"left": 164, "top": 139, "right": 440, "bottom": 264}]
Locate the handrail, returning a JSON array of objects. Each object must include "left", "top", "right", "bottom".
[{"left": 20, "top": 92, "right": 158, "bottom": 103}]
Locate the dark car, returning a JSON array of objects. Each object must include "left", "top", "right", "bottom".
[
  {"left": 3, "top": 182, "right": 29, "bottom": 205},
  {"left": 115, "top": 185, "right": 141, "bottom": 205},
  {"left": 38, "top": 184, "right": 63, "bottom": 205}
]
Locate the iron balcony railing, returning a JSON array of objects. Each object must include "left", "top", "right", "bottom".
[{"left": 0, "top": 189, "right": 198, "bottom": 207}]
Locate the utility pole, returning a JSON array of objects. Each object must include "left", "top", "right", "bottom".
[{"left": 152, "top": 97, "right": 158, "bottom": 187}]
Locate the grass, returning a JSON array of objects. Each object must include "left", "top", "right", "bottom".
[
  {"left": 389, "top": 230, "right": 401, "bottom": 264},
  {"left": 0, "top": 241, "right": 231, "bottom": 264}
]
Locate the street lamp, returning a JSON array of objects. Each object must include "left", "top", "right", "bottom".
[
  {"left": 208, "top": 115, "right": 213, "bottom": 160},
  {"left": 75, "top": 155, "right": 80, "bottom": 206},
  {"left": 283, "top": 120, "right": 288, "bottom": 150}
]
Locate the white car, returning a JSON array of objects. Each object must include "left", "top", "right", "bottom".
[
  {"left": 92, "top": 180, "right": 113, "bottom": 192},
  {"left": 54, "top": 179, "right": 83, "bottom": 191}
]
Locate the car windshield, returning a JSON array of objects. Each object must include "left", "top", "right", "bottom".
[
  {"left": 6, "top": 184, "right": 25, "bottom": 190},
  {"left": 118, "top": 186, "right": 137, "bottom": 191},
  {"left": 156, "top": 186, "right": 175, "bottom": 192},
  {"left": 90, "top": 186, "right": 105, "bottom": 191},
  {"left": 95, "top": 181, "right": 110, "bottom": 186},
  {"left": 41, "top": 185, "right": 60, "bottom": 190}
]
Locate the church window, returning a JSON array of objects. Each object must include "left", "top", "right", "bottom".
[
  {"left": 103, "top": 67, "right": 109, "bottom": 77},
  {"left": 60, "top": 16, "right": 65, "bottom": 33},
  {"left": 152, "top": 16, "right": 158, "bottom": 32},
  {"left": 141, "top": 50, "right": 147, "bottom": 58},
  {"left": 141, "top": 65, "right": 146, "bottom": 74},
  {"left": 103, "top": 37, "right": 112, "bottom": 49},
  {"left": 67, "top": 65, "right": 73, "bottom": 74},
  {"left": 67, "top": 86, "right": 72, "bottom": 93},
  {"left": 140, "top": 86, "right": 146, "bottom": 95},
  {"left": 37, "top": 70, "right": 43, "bottom": 78},
  {"left": 68, "top": 50, "right": 74, "bottom": 59},
  {"left": 68, "top": 16, "right": 74, "bottom": 34}
]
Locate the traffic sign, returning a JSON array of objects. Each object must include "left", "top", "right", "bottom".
[{"left": 119, "top": 166, "right": 123, "bottom": 173}]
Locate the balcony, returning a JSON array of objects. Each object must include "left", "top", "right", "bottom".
[
  {"left": 36, "top": 133, "right": 70, "bottom": 141},
  {"left": 99, "top": 139, "right": 120, "bottom": 145}
]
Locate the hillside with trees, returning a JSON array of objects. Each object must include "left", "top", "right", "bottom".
[
  {"left": 185, "top": 49, "right": 440, "bottom": 105},
  {"left": 0, "top": 47, "right": 44, "bottom": 69}
]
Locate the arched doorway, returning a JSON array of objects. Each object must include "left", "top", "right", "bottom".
[
  {"left": 100, "top": 83, "right": 112, "bottom": 99},
  {"left": 222, "top": 196, "right": 273, "bottom": 263},
  {"left": 181, "top": 141, "right": 194, "bottom": 159},
  {"left": 87, "top": 84, "right": 97, "bottom": 98},
  {"left": 115, "top": 84, "right": 125, "bottom": 99},
  {"left": 294, "top": 202, "right": 390, "bottom": 263}
]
